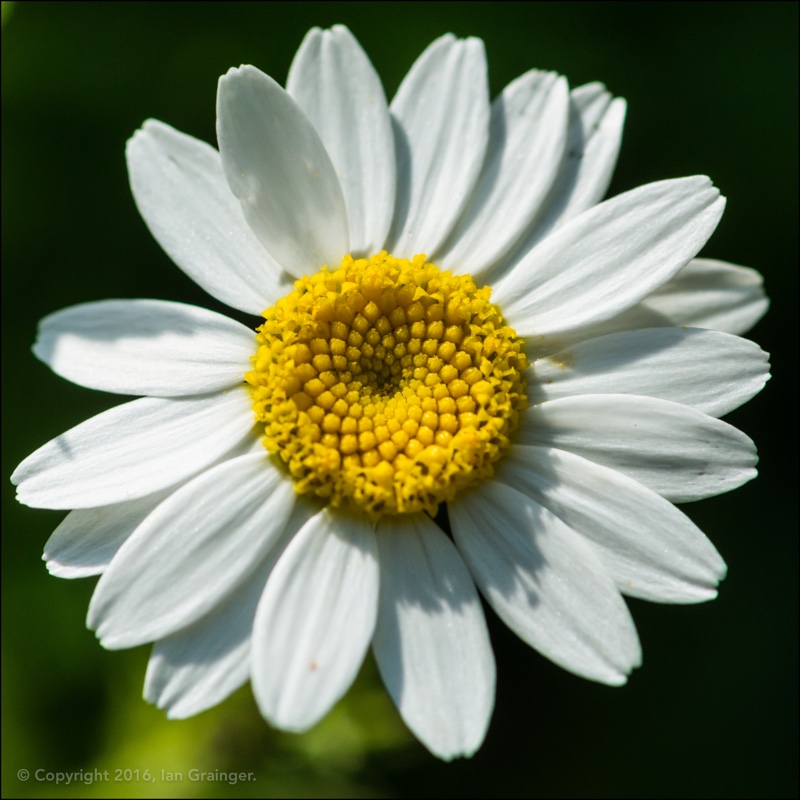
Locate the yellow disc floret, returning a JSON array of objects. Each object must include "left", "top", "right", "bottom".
[{"left": 246, "top": 252, "right": 527, "bottom": 518}]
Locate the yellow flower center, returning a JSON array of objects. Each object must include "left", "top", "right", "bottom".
[{"left": 246, "top": 252, "right": 527, "bottom": 518}]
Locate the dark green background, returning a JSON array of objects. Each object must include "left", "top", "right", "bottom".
[{"left": 2, "top": 2, "right": 797, "bottom": 797}]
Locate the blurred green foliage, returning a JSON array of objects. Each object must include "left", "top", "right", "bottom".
[{"left": 2, "top": 2, "right": 797, "bottom": 798}]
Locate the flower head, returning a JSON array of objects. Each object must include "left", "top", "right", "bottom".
[{"left": 12, "top": 25, "right": 769, "bottom": 760}]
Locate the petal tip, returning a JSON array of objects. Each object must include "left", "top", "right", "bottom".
[
  {"left": 430, "top": 745, "right": 478, "bottom": 763},
  {"left": 138, "top": 118, "right": 167, "bottom": 137}
]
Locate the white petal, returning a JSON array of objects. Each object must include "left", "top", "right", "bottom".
[
  {"left": 252, "top": 507, "right": 379, "bottom": 732},
  {"left": 217, "top": 65, "right": 349, "bottom": 275},
  {"left": 494, "top": 177, "right": 726, "bottom": 338},
  {"left": 373, "top": 514, "right": 495, "bottom": 761},
  {"left": 493, "top": 84, "right": 626, "bottom": 282},
  {"left": 450, "top": 482, "right": 641, "bottom": 685},
  {"left": 144, "top": 566, "right": 264, "bottom": 719},
  {"left": 43, "top": 487, "right": 174, "bottom": 579},
  {"left": 287, "top": 25, "right": 395, "bottom": 256},
  {"left": 540, "top": 84, "right": 627, "bottom": 234},
  {"left": 42, "top": 434, "right": 263, "bottom": 579},
  {"left": 88, "top": 453, "right": 296, "bottom": 648},
  {"left": 127, "top": 119, "right": 287, "bottom": 314},
  {"left": 527, "top": 259, "right": 771, "bottom": 359},
  {"left": 388, "top": 35, "right": 490, "bottom": 257},
  {"left": 33, "top": 300, "right": 255, "bottom": 397},
  {"left": 528, "top": 327, "right": 770, "bottom": 418},
  {"left": 640, "top": 258, "right": 770, "bottom": 335},
  {"left": 12, "top": 388, "right": 254, "bottom": 509},
  {"left": 500, "top": 446, "right": 727, "bottom": 603},
  {"left": 144, "top": 497, "right": 318, "bottom": 719},
  {"left": 437, "top": 70, "right": 569, "bottom": 277},
  {"left": 520, "top": 394, "right": 758, "bottom": 502}
]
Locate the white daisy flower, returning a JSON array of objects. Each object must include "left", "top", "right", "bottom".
[{"left": 12, "top": 25, "right": 770, "bottom": 761}]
